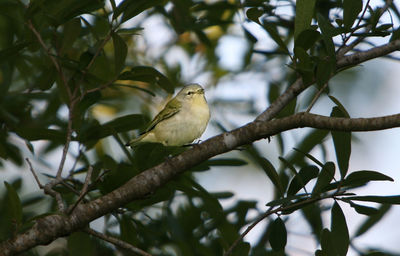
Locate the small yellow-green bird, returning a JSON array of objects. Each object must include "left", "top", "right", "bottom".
[{"left": 126, "top": 84, "right": 210, "bottom": 147}]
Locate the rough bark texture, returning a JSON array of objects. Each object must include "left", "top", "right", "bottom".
[
  {"left": 2, "top": 111, "right": 400, "bottom": 255},
  {"left": 2, "top": 39, "right": 400, "bottom": 255}
]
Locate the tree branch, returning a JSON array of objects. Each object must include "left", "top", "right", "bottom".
[
  {"left": 256, "top": 38, "right": 400, "bottom": 122},
  {"left": 84, "top": 228, "right": 152, "bottom": 256},
  {"left": 3, "top": 111, "right": 400, "bottom": 255}
]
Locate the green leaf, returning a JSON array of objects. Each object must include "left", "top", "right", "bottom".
[
  {"left": 349, "top": 201, "right": 379, "bottom": 216},
  {"left": 258, "top": 157, "right": 284, "bottom": 195},
  {"left": 316, "top": 13, "right": 336, "bottom": 60},
  {"left": 316, "top": 57, "right": 334, "bottom": 87},
  {"left": 263, "top": 23, "right": 290, "bottom": 55},
  {"left": 67, "top": 232, "right": 95, "bottom": 256},
  {"left": 269, "top": 217, "right": 287, "bottom": 251},
  {"left": 294, "top": 29, "right": 321, "bottom": 51},
  {"left": 112, "top": 32, "right": 128, "bottom": 74},
  {"left": 61, "top": 18, "right": 81, "bottom": 55},
  {"left": 115, "top": 0, "right": 163, "bottom": 23},
  {"left": 4, "top": 181, "right": 23, "bottom": 225},
  {"left": 354, "top": 204, "right": 391, "bottom": 237},
  {"left": 119, "top": 66, "right": 174, "bottom": 93},
  {"left": 328, "top": 96, "right": 350, "bottom": 118},
  {"left": 344, "top": 170, "right": 393, "bottom": 187},
  {"left": 292, "top": 148, "right": 324, "bottom": 167},
  {"left": 294, "top": 0, "right": 317, "bottom": 40},
  {"left": 266, "top": 193, "right": 310, "bottom": 207},
  {"left": 78, "top": 114, "right": 146, "bottom": 144},
  {"left": 312, "top": 162, "right": 335, "bottom": 196},
  {"left": 289, "top": 129, "right": 329, "bottom": 167},
  {"left": 330, "top": 106, "right": 351, "bottom": 178},
  {"left": 0, "top": 43, "right": 29, "bottom": 64},
  {"left": 343, "top": 0, "right": 363, "bottom": 29},
  {"left": 287, "top": 165, "right": 319, "bottom": 196},
  {"left": 343, "top": 195, "right": 400, "bottom": 204},
  {"left": 244, "top": 145, "right": 284, "bottom": 195},
  {"left": 301, "top": 203, "right": 323, "bottom": 239},
  {"left": 246, "top": 7, "right": 263, "bottom": 25},
  {"left": 117, "top": 27, "right": 144, "bottom": 35},
  {"left": 320, "top": 228, "right": 338, "bottom": 256},
  {"left": 331, "top": 202, "right": 349, "bottom": 256},
  {"left": 119, "top": 215, "right": 138, "bottom": 244},
  {"left": 190, "top": 158, "right": 248, "bottom": 172}
]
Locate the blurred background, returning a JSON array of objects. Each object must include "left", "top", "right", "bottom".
[{"left": 1, "top": 0, "right": 400, "bottom": 255}]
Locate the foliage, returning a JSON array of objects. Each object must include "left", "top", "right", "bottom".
[{"left": 0, "top": 0, "right": 400, "bottom": 255}]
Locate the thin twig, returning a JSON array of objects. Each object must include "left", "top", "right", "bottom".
[
  {"left": 27, "top": 20, "right": 72, "bottom": 101},
  {"left": 337, "top": 0, "right": 393, "bottom": 57},
  {"left": 26, "top": 158, "right": 43, "bottom": 189},
  {"left": 305, "top": 83, "right": 329, "bottom": 113},
  {"left": 68, "top": 166, "right": 94, "bottom": 214},
  {"left": 337, "top": 0, "right": 371, "bottom": 55},
  {"left": 224, "top": 191, "right": 346, "bottom": 256},
  {"left": 84, "top": 228, "right": 153, "bottom": 256}
]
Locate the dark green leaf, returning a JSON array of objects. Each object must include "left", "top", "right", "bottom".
[
  {"left": 330, "top": 106, "right": 351, "bottom": 178},
  {"left": 292, "top": 148, "right": 324, "bottom": 167},
  {"left": 61, "top": 18, "right": 81, "bottom": 55},
  {"left": 119, "top": 215, "right": 138, "bottom": 244},
  {"left": 287, "top": 165, "right": 319, "bottom": 196},
  {"left": 343, "top": 0, "right": 363, "bottom": 28},
  {"left": 119, "top": 66, "right": 174, "bottom": 93},
  {"left": 4, "top": 181, "right": 23, "bottom": 224},
  {"left": 312, "top": 162, "right": 335, "bottom": 196},
  {"left": 258, "top": 157, "right": 284, "bottom": 195},
  {"left": 117, "top": 27, "right": 144, "bottom": 35},
  {"left": 246, "top": 7, "right": 263, "bottom": 25},
  {"left": 344, "top": 170, "right": 393, "bottom": 187},
  {"left": 266, "top": 193, "right": 309, "bottom": 207},
  {"left": 316, "top": 13, "right": 336, "bottom": 60},
  {"left": 0, "top": 43, "right": 29, "bottom": 64},
  {"left": 269, "top": 217, "right": 287, "bottom": 251},
  {"left": 320, "top": 228, "right": 338, "bottom": 256},
  {"left": 354, "top": 204, "right": 391, "bottom": 237},
  {"left": 328, "top": 96, "right": 350, "bottom": 118},
  {"left": 343, "top": 195, "right": 400, "bottom": 204},
  {"left": 78, "top": 114, "right": 146, "bottom": 143},
  {"left": 67, "top": 232, "right": 95, "bottom": 256},
  {"left": 316, "top": 57, "right": 334, "bottom": 87},
  {"left": 190, "top": 158, "right": 248, "bottom": 172},
  {"left": 263, "top": 23, "right": 290, "bottom": 55},
  {"left": 331, "top": 202, "right": 349, "bottom": 256},
  {"left": 349, "top": 201, "right": 379, "bottom": 216},
  {"left": 288, "top": 129, "right": 329, "bottom": 167},
  {"left": 302, "top": 203, "right": 323, "bottom": 238},
  {"left": 115, "top": 0, "right": 163, "bottom": 23},
  {"left": 112, "top": 32, "right": 128, "bottom": 74},
  {"left": 294, "top": 0, "right": 317, "bottom": 40},
  {"left": 111, "top": 83, "right": 155, "bottom": 96},
  {"left": 294, "top": 29, "right": 321, "bottom": 51}
]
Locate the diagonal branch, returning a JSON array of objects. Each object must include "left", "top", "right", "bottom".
[
  {"left": 84, "top": 228, "right": 152, "bottom": 256},
  {"left": 3, "top": 111, "right": 400, "bottom": 255},
  {"left": 255, "top": 38, "right": 400, "bottom": 122}
]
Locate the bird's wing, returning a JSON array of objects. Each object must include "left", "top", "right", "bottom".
[{"left": 143, "top": 98, "right": 181, "bottom": 133}]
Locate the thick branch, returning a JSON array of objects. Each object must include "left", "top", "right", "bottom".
[{"left": 2, "top": 112, "right": 400, "bottom": 255}]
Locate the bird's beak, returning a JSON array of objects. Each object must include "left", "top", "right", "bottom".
[{"left": 198, "top": 88, "right": 204, "bottom": 94}]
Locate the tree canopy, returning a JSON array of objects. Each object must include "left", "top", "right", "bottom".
[{"left": 1, "top": 0, "right": 400, "bottom": 255}]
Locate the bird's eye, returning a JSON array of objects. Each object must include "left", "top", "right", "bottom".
[{"left": 187, "top": 91, "right": 193, "bottom": 95}]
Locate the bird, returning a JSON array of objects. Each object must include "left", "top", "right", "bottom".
[{"left": 126, "top": 83, "right": 210, "bottom": 147}]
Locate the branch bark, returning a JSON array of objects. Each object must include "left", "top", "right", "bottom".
[
  {"left": 3, "top": 34, "right": 400, "bottom": 256},
  {"left": 2, "top": 112, "right": 400, "bottom": 255}
]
